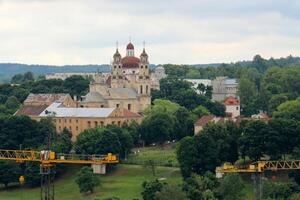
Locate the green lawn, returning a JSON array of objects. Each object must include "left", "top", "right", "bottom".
[
  {"left": 0, "top": 164, "right": 182, "bottom": 200},
  {"left": 125, "top": 145, "right": 179, "bottom": 167}
]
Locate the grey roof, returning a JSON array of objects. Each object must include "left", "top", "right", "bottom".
[
  {"left": 225, "top": 79, "right": 237, "bottom": 85},
  {"left": 84, "top": 92, "right": 106, "bottom": 103},
  {"left": 39, "top": 102, "right": 115, "bottom": 118},
  {"left": 107, "top": 88, "right": 138, "bottom": 99}
]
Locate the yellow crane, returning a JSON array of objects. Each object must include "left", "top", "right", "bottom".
[
  {"left": 216, "top": 160, "right": 300, "bottom": 200},
  {"left": 0, "top": 149, "right": 119, "bottom": 200}
]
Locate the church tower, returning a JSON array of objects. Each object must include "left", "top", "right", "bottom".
[
  {"left": 111, "top": 48, "right": 124, "bottom": 88},
  {"left": 137, "top": 47, "right": 151, "bottom": 110}
]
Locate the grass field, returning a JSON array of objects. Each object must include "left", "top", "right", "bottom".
[
  {"left": 0, "top": 164, "right": 182, "bottom": 200},
  {"left": 125, "top": 145, "right": 179, "bottom": 167}
]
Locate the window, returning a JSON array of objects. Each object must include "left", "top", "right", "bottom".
[
  {"left": 64, "top": 119, "right": 67, "bottom": 123},
  {"left": 94, "top": 121, "right": 98, "bottom": 127},
  {"left": 112, "top": 121, "right": 115, "bottom": 125},
  {"left": 100, "top": 121, "right": 104, "bottom": 126},
  {"left": 128, "top": 104, "right": 131, "bottom": 110},
  {"left": 114, "top": 66, "right": 116, "bottom": 69},
  {"left": 236, "top": 107, "right": 239, "bottom": 110},
  {"left": 140, "top": 85, "right": 143, "bottom": 94},
  {"left": 119, "top": 66, "right": 121, "bottom": 68},
  {"left": 116, "top": 104, "right": 120, "bottom": 108},
  {"left": 141, "top": 66, "right": 143, "bottom": 69},
  {"left": 146, "top": 85, "right": 149, "bottom": 94},
  {"left": 101, "top": 105, "right": 104, "bottom": 108},
  {"left": 76, "top": 126, "right": 78, "bottom": 131},
  {"left": 133, "top": 71, "right": 135, "bottom": 74},
  {"left": 87, "top": 121, "right": 91, "bottom": 128},
  {"left": 76, "top": 119, "right": 78, "bottom": 123},
  {"left": 69, "top": 126, "right": 72, "bottom": 131},
  {"left": 59, "top": 126, "right": 61, "bottom": 131},
  {"left": 59, "top": 119, "right": 61, "bottom": 123},
  {"left": 118, "top": 121, "right": 121, "bottom": 126},
  {"left": 69, "top": 119, "right": 72, "bottom": 123},
  {"left": 145, "top": 66, "right": 148, "bottom": 69}
]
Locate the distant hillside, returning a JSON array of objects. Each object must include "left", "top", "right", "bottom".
[{"left": 0, "top": 64, "right": 111, "bottom": 83}]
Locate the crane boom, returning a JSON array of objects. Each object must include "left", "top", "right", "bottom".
[
  {"left": 216, "top": 160, "right": 300, "bottom": 173},
  {"left": 0, "top": 149, "right": 118, "bottom": 166}
]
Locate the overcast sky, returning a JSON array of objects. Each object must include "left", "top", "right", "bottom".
[{"left": 0, "top": 0, "right": 300, "bottom": 65}]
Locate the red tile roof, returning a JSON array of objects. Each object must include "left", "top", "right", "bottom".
[
  {"left": 15, "top": 105, "right": 48, "bottom": 116},
  {"left": 121, "top": 56, "right": 140, "bottom": 68},
  {"left": 123, "top": 109, "right": 141, "bottom": 118},
  {"left": 195, "top": 115, "right": 214, "bottom": 126},
  {"left": 224, "top": 96, "right": 240, "bottom": 106}
]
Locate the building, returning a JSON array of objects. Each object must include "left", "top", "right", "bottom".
[
  {"left": 45, "top": 72, "right": 110, "bottom": 81},
  {"left": 151, "top": 66, "right": 167, "bottom": 90},
  {"left": 224, "top": 96, "right": 240, "bottom": 118},
  {"left": 212, "top": 76, "right": 238, "bottom": 101},
  {"left": 79, "top": 42, "right": 153, "bottom": 113},
  {"left": 16, "top": 101, "right": 142, "bottom": 141},
  {"left": 184, "top": 79, "right": 211, "bottom": 94},
  {"left": 23, "top": 93, "right": 76, "bottom": 107}
]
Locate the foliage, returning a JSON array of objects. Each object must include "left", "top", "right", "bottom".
[
  {"left": 0, "top": 161, "right": 21, "bottom": 187},
  {"left": 192, "top": 105, "right": 210, "bottom": 118},
  {"left": 273, "top": 98, "right": 300, "bottom": 120},
  {"left": 143, "top": 159, "right": 156, "bottom": 177},
  {"left": 216, "top": 174, "right": 245, "bottom": 200},
  {"left": 140, "top": 112, "right": 174, "bottom": 145},
  {"left": 11, "top": 71, "right": 34, "bottom": 84},
  {"left": 141, "top": 179, "right": 166, "bottom": 200},
  {"left": 154, "top": 185, "right": 188, "bottom": 200},
  {"left": 75, "top": 127, "right": 121, "bottom": 155},
  {"left": 75, "top": 166, "right": 100, "bottom": 194}
]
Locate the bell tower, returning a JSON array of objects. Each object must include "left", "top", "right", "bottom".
[{"left": 111, "top": 46, "right": 124, "bottom": 88}]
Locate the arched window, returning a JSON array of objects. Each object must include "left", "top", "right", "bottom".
[
  {"left": 140, "top": 85, "right": 143, "bottom": 94},
  {"left": 146, "top": 85, "right": 149, "bottom": 94}
]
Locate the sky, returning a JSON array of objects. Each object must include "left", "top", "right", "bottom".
[{"left": 0, "top": 0, "right": 300, "bottom": 65}]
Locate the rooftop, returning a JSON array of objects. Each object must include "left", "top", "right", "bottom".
[{"left": 224, "top": 96, "right": 240, "bottom": 106}]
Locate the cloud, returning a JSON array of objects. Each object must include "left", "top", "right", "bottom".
[{"left": 0, "top": 0, "right": 299, "bottom": 65}]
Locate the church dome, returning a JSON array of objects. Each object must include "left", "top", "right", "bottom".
[
  {"left": 126, "top": 42, "right": 134, "bottom": 50},
  {"left": 84, "top": 92, "right": 105, "bottom": 102},
  {"left": 121, "top": 56, "right": 140, "bottom": 68}
]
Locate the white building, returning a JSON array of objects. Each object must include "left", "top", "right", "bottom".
[
  {"left": 212, "top": 76, "right": 238, "bottom": 101},
  {"left": 45, "top": 72, "right": 110, "bottom": 80},
  {"left": 224, "top": 96, "right": 240, "bottom": 118},
  {"left": 184, "top": 79, "right": 211, "bottom": 94}
]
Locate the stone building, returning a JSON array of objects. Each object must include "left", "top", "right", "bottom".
[
  {"left": 224, "top": 96, "right": 240, "bottom": 118},
  {"left": 212, "top": 76, "right": 238, "bottom": 101},
  {"left": 16, "top": 100, "right": 141, "bottom": 141},
  {"left": 80, "top": 42, "right": 153, "bottom": 113}
]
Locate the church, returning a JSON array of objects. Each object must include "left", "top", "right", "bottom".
[{"left": 79, "top": 42, "right": 153, "bottom": 113}]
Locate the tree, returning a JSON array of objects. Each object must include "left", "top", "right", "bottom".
[
  {"left": 216, "top": 174, "right": 245, "bottom": 200},
  {"left": 176, "top": 136, "right": 198, "bottom": 178},
  {"left": 141, "top": 180, "right": 166, "bottom": 200},
  {"left": 63, "top": 75, "right": 89, "bottom": 96},
  {"left": 75, "top": 166, "right": 100, "bottom": 194},
  {"left": 154, "top": 185, "right": 188, "bottom": 200},
  {"left": 140, "top": 112, "right": 175, "bottom": 145},
  {"left": 273, "top": 98, "right": 300, "bottom": 120},
  {"left": 143, "top": 159, "right": 157, "bottom": 177},
  {"left": 173, "top": 107, "right": 195, "bottom": 140},
  {"left": 5, "top": 96, "right": 20, "bottom": 110},
  {"left": 192, "top": 105, "right": 210, "bottom": 118},
  {"left": 75, "top": 127, "right": 121, "bottom": 155},
  {"left": 52, "top": 127, "right": 72, "bottom": 154},
  {"left": 0, "top": 161, "right": 21, "bottom": 187},
  {"left": 239, "top": 120, "right": 268, "bottom": 161},
  {"left": 238, "top": 77, "right": 258, "bottom": 116}
]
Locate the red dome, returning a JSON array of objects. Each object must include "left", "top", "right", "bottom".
[
  {"left": 126, "top": 42, "right": 134, "bottom": 50},
  {"left": 121, "top": 56, "right": 140, "bottom": 68}
]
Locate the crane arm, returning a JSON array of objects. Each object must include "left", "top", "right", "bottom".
[
  {"left": 216, "top": 160, "right": 300, "bottom": 173},
  {"left": 0, "top": 149, "right": 118, "bottom": 166}
]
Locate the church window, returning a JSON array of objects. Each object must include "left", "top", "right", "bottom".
[
  {"left": 116, "top": 104, "right": 120, "bottom": 108},
  {"left": 87, "top": 121, "right": 91, "bottom": 128},
  {"left": 141, "top": 66, "right": 143, "bottom": 69},
  {"left": 145, "top": 66, "right": 148, "bottom": 69},
  {"left": 146, "top": 85, "right": 149, "bottom": 94},
  {"left": 140, "top": 85, "right": 143, "bottom": 94},
  {"left": 128, "top": 104, "right": 131, "bottom": 110},
  {"left": 119, "top": 66, "right": 121, "bottom": 68}
]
